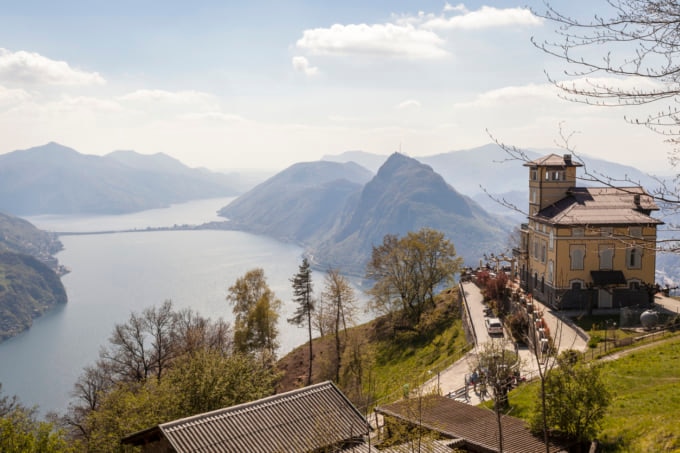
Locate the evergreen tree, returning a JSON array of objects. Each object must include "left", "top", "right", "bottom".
[{"left": 289, "top": 258, "right": 315, "bottom": 385}]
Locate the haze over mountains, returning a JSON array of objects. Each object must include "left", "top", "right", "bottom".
[
  {"left": 220, "top": 153, "right": 511, "bottom": 274},
  {"left": 0, "top": 141, "right": 673, "bottom": 276},
  {"left": 0, "top": 142, "right": 242, "bottom": 216},
  {"left": 323, "top": 144, "right": 666, "bottom": 222}
]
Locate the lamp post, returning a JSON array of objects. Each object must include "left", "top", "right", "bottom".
[{"left": 428, "top": 370, "right": 441, "bottom": 395}]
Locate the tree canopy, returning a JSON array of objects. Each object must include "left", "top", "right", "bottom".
[
  {"left": 530, "top": 350, "right": 611, "bottom": 444},
  {"left": 366, "top": 228, "right": 462, "bottom": 327},
  {"left": 227, "top": 268, "right": 281, "bottom": 358}
]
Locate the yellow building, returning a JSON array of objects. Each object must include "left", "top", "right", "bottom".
[{"left": 515, "top": 153, "right": 662, "bottom": 309}]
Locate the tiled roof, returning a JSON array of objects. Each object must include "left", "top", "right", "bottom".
[
  {"left": 376, "top": 395, "right": 568, "bottom": 453},
  {"left": 524, "top": 153, "right": 582, "bottom": 167},
  {"left": 122, "top": 381, "right": 369, "bottom": 453},
  {"left": 533, "top": 186, "right": 662, "bottom": 226}
]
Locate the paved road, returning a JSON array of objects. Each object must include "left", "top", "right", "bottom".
[{"left": 422, "top": 281, "right": 588, "bottom": 405}]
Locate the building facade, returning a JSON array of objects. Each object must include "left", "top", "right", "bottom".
[{"left": 514, "top": 154, "right": 661, "bottom": 310}]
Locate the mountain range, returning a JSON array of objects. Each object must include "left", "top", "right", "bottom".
[
  {"left": 322, "top": 144, "right": 665, "bottom": 222},
  {"left": 0, "top": 142, "right": 242, "bottom": 215},
  {"left": 219, "top": 153, "right": 511, "bottom": 275}
]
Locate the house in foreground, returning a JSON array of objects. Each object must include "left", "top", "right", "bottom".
[
  {"left": 514, "top": 153, "right": 661, "bottom": 310},
  {"left": 121, "top": 381, "right": 370, "bottom": 452}
]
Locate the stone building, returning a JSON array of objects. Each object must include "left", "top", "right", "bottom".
[{"left": 514, "top": 153, "right": 661, "bottom": 309}]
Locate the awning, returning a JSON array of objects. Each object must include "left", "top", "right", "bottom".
[{"left": 590, "top": 270, "right": 627, "bottom": 286}]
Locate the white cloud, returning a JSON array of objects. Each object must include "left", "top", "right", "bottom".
[
  {"left": 0, "top": 48, "right": 105, "bottom": 86},
  {"left": 423, "top": 6, "right": 542, "bottom": 30},
  {"left": 454, "top": 83, "right": 557, "bottom": 108},
  {"left": 397, "top": 99, "right": 421, "bottom": 110},
  {"left": 58, "top": 96, "right": 122, "bottom": 112},
  {"left": 292, "top": 56, "right": 319, "bottom": 76},
  {"left": 180, "top": 111, "right": 245, "bottom": 122},
  {"left": 118, "top": 89, "right": 216, "bottom": 106},
  {"left": 443, "top": 3, "right": 467, "bottom": 13},
  {"left": 0, "top": 85, "right": 31, "bottom": 107},
  {"left": 296, "top": 23, "right": 448, "bottom": 59}
]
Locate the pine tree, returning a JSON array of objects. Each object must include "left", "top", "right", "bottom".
[{"left": 289, "top": 258, "right": 314, "bottom": 385}]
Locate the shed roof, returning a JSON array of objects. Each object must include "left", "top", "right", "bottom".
[
  {"left": 122, "top": 381, "right": 369, "bottom": 453},
  {"left": 376, "top": 395, "right": 568, "bottom": 453},
  {"left": 532, "top": 186, "right": 662, "bottom": 226}
]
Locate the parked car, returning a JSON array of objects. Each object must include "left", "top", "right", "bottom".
[{"left": 485, "top": 317, "right": 503, "bottom": 335}]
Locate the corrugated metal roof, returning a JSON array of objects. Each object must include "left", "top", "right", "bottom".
[
  {"left": 376, "top": 395, "right": 569, "bottom": 453},
  {"left": 532, "top": 186, "right": 662, "bottom": 226},
  {"left": 123, "top": 381, "right": 370, "bottom": 452}
]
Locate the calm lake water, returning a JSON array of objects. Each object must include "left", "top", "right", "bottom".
[{"left": 0, "top": 198, "right": 362, "bottom": 415}]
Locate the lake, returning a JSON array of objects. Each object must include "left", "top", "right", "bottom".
[{"left": 0, "top": 198, "right": 365, "bottom": 415}]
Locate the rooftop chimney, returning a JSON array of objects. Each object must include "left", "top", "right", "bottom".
[
  {"left": 634, "top": 194, "right": 641, "bottom": 206},
  {"left": 563, "top": 154, "right": 572, "bottom": 165}
]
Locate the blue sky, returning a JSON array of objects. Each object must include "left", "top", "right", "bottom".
[{"left": 0, "top": 1, "right": 670, "bottom": 172}]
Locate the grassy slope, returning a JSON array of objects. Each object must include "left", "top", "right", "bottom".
[
  {"left": 276, "top": 287, "right": 471, "bottom": 408},
  {"left": 503, "top": 334, "right": 680, "bottom": 452}
]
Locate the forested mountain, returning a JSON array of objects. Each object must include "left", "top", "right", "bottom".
[
  {"left": 0, "top": 142, "right": 241, "bottom": 215},
  {"left": 218, "top": 161, "right": 373, "bottom": 243},
  {"left": 220, "top": 153, "right": 511, "bottom": 275},
  {"left": 0, "top": 212, "right": 63, "bottom": 262},
  {"left": 0, "top": 251, "right": 67, "bottom": 341},
  {"left": 0, "top": 213, "right": 67, "bottom": 341}
]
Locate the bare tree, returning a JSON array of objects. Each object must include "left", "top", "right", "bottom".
[
  {"left": 99, "top": 300, "right": 177, "bottom": 383},
  {"left": 534, "top": 1, "right": 680, "bottom": 142},
  {"left": 527, "top": 1, "right": 680, "bottom": 212},
  {"left": 320, "top": 268, "right": 358, "bottom": 382},
  {"left": 468, "top": 338, "right": 521, "bottom": 453},
  {"left": 172, "top": 308, "right": 232, "bottom": 356}
]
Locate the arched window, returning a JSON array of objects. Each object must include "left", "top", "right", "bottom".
[
  {"left": 570, "top": 245, "right": 585, "bottom": 270},
  {"left": 599, "top": 245, "right": 614, "bottom": 270},
  {"left": 627, "top": 246, "right": 642, "bottom": 269}
]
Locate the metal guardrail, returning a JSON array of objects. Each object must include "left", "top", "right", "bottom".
[{"left": 459, "top": 282, "right": 478, "bottom": 349}]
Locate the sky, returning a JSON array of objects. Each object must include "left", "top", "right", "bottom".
[{"left": 0, "top": 1, "right": 673, "bottom": 173}]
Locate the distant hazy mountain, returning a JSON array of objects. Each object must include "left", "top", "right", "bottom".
[
  {"left": 218, "top": 161, "right": 374, "bottom": 243},
  {"left": 324, "top": 144, "right": 665, "bottom": 218},
  {"left": 221, "top": 153, "right": 511, "bottom": 275},
  {"left": 0, "top": 142, "right": 241, "bottom": 215},
  {"left": 310, "top": 153, "right": 511, "bottom": 274}
]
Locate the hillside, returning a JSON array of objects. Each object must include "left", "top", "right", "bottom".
[
  {"left": 218, "top": 161, "right": 374, "bottom": 243},
  {"left": 221, "top": 153, "right": 511, "bottom": 275},
  {"left": 0, "top": 251, "right": 67, "bottom": 341},
  {"left": 0, "top": 212, "right": 64, "bottom": 272},
  {"left": 0, "top": 142, "right": 241, "bottom": 215},
  {"left": 323, "top": 145, "right": 663, "bottom": 216},
  {"left": 313, "top": 153, "right": 510, "bottom": 273},
  {"left": 0, "top": 212, "right": 68, "bottom": 342}
]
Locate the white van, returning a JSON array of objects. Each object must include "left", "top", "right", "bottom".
[{"left": 485, "top": 317, "right": 503, "bottom": 335}]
